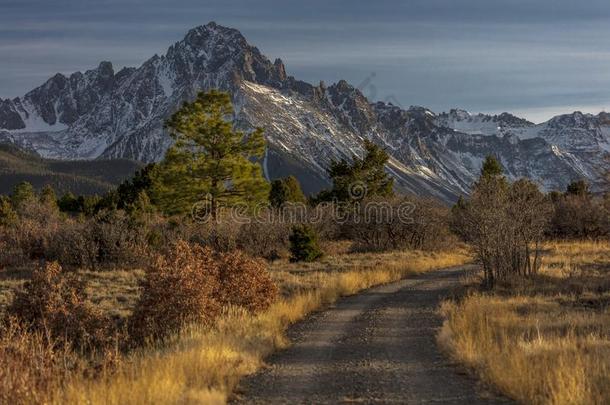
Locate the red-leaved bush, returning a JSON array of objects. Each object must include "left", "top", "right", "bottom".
[
  {"left": 215, "top": 249, "right": 278, "bottom": 311},
  {"left": 129, "top": 241, "right": 222, "bottom": 342},
  {"left": 129, "top": 241, "right": 278, "bottom": 342}
]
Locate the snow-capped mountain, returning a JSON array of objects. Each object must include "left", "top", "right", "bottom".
[
  {"left": 1, "top": 22, "right": 608, "bottom": 201},
  {"left": 435, "top": 109, "right": 535, "bottom": 136},
  {"left": 436, "top": 109, "right": 610, "bottom": 189}
]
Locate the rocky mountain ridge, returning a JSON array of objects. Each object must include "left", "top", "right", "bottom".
[{"left": 1, "top": 22, "right": 608, "bottom": 201}]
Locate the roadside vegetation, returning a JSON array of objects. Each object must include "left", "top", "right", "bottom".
[
  {"left": 55, "top": 248, "right": 469, "bottom": 404},
  {"left": 0, "top": 219, "right": 467, "bottom": 404},
  {"left": 442, "top": 157, "right": 610, "bottom": 405},
  {"left": 439, "top": 241, "right": 609, "bottom": 405},
  {"left": 0, "top": 90, "right": 466, "bottom": 404}
]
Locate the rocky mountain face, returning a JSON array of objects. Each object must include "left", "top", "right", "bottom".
[{"left": 1, "top": 22, "right": 608, "bottom": 201}]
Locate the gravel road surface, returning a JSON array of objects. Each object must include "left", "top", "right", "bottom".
[{"left": 232, "top": 265, "right": 512, "bottom": 404}]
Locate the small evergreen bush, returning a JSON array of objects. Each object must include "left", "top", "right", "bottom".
[{"left": 289, "top": 225, "right": 323, "bottom": 262}]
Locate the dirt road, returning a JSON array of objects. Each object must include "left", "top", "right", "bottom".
[{"left": 232, "top": 266, "right": 511, "bottom": 404}]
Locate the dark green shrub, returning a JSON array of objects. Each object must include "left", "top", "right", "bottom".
[
  {"left": 289, "top": 225, "right": 323, "bottom": 262},
  {"left": 0, "top": 196, "right": 17, "bottom": 227},
  {"left": 10, "top": 182, "right": 36, "bottom": 212},
  {"left": 269, "top": 176, "right": 306, "bottom": 208},
  {"left": 57, "top": 192, "right": 80, "bottom": 213}
]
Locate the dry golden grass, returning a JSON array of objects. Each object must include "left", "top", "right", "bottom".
[
  {"left": 0, "top": 319, "right": 78, "bottom": 405},
  {"left": 0, "top": 270, "right": 24, "bottom": 309},
  {"left": 439, "top": 241, "right": 610, "bottom": 405},
  {"left": 52, "top": 247, "right": 471, "bottom": 405},
  {"left": 0, "top": 268, "right": 144, "bottom": 319},
  {"left": 82, "top": 270, "right": 144, "bottom": 319}
]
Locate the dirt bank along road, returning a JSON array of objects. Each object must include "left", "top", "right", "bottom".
[{"left": 232, "top": 265, "right": 511, "bottom": 404}]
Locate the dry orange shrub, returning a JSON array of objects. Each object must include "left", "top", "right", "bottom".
[
  {"left": 215, "top": 249, "right": 278, "bottom": 311},
  {"left": 129, "top": 241, "right": 278, "bottom": 342},
  {"left": 129, "top": 241, "right": 222, "bottom": 342}
]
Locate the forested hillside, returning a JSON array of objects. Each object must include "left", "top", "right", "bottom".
[{"left": 0, "top": 143, "right": 142, "bottom": 195}]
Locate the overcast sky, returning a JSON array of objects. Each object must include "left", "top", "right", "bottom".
[{"left": 1, "top": 0, "right": 610, "bottom": 123}]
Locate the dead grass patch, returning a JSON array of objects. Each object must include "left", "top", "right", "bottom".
[{"left": 439, "top": 241, "right": 610, "bottom": 405}]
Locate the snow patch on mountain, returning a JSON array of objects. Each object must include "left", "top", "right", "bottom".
[{"left": 14, "top": 103, "right": 69, "bottom": 133}]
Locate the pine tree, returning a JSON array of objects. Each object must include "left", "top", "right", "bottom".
[
  {"left": 269, "top": 176, "right": 307, "bottom": 208},
  {"left": 449, "top": 195, "right": 469, "bottom": 238},
  {"left": 129, "top": 191, "right": 156, "bottom": 216},
  {"left": 152, "top": 90, "right": 269, "bottom": 217},
  {"left": 565, "top": 180, "right": 590, "bottom": 197},
  {"left": 40, "top": 184, "right": 59, "bottom": 211},
  {"left": 289, "top": 225, "right": 323, "bottom": 262},
  {"left": 480, "top": 155, "right": 503, "bottom": 178},
  {"left": 96, "top": 190, "right": 119, "bottom": 212},
  {"left": 473, "top": 155, "right": 507, "bottom": 193},
  {"left": 117, "top": 163, "right": 156, "bottom": 209},
  {"left": 79, "top": 195, "right": 102, "bottom": 216},
  {"left": 321, "top": 140, "right": 393, "bottom": 202},
  {"left": 58, "top": 192, "right": 80, "bottom": 213},
  {"left": 11, "top": 182, "right": 35, "bottom": 211}
]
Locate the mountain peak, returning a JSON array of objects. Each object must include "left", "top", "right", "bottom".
[
  {"left": 150, "top": 21, "right": 294, "bottom": 91},
  {"left": 598, "top": 111, "right": 610, "bottom": 125},
  {"left": 273, "top": 58, "right": 287, "bottom": 81},
  {"left": 183, "top": 21, "right": 247, "bottom": 48},
  {"left": 546, "top": 111, "right": 596, "bottom": 128},
  {"left": 97, "top": 61, "right": 114, "bottom": 77}
]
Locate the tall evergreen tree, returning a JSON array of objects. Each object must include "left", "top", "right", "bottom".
[
  {"left": 321, "top": 140, "right": 393, "bottom": 202},
  {"left": 117, "top": 163, "right": 156, "bottom": 209},
  {"left": 449, "top": 195, "right": 469, "bottom": 238},
  {"left": 152, "top": 90, "right": 269, "bottom": 217},
  {"left": 40, "top": 184, "right": 59, "bottom": 211},
  {"left": 0, "top": 196, "right": 18, "bottom": 226},
  {"left": 565, "top": 180, "right": 590, "bottom": 197},
  {"left": 58, "top": 192, "right": 80, "bottom": 213}
]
